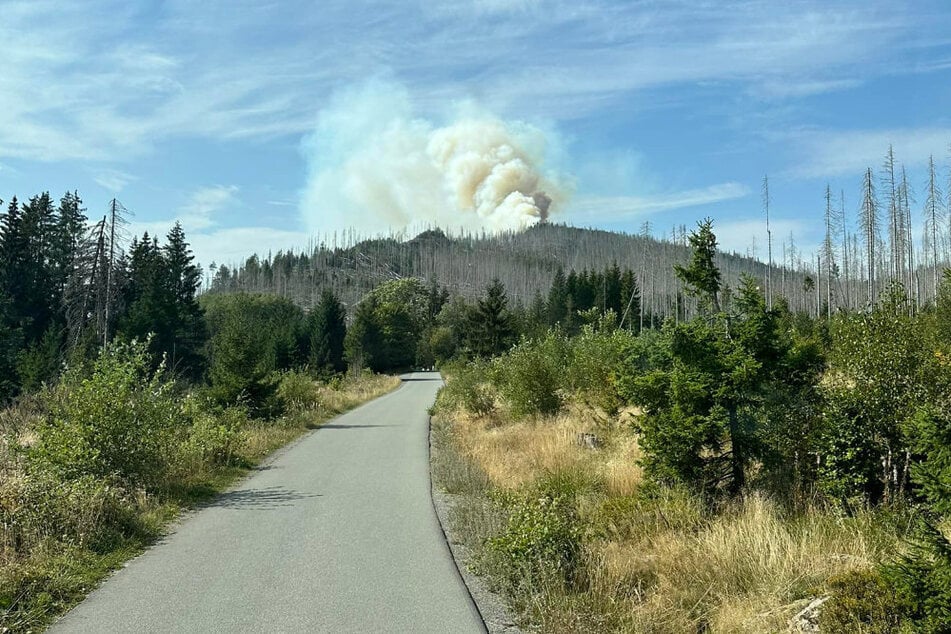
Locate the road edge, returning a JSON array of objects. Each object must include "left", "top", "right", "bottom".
[{"left": 428, "top": 416, "right": 524, "bottom": 634}]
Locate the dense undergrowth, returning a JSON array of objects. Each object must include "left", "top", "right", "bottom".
[
  {"left": 0, "top": 341, "right": 398, "bottom": 632},
  {"left": 431, "top": 282, "right": 951, "bottom": 632}
]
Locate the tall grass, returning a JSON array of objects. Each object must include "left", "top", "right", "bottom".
[{"left": 432, "top": 387, "right": 907, "bottom": 633}]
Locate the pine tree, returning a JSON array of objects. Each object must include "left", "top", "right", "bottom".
[
  {"left": 547, "top": 266, "right": 568, "bottom": 326},
  {"left": 674, "top": 218, "right": 721, "bottom": 313},
  {"left": 0, "top": 197, "right": 26, "bottom": 321},
  {"left": 18, "top": 192, "right": 58, "bottom": 343},
  {"left": 467, "top": 279, "right": 515, "bottom": 358},
  {"left": 345, "top": 295, "right": 382, "bottom": 372},
  {"left": 163, "top": 223, "right": 206, "bottom": 378},
  {"left": 309, "top": 289, "right": 347, "bottom": 375}
]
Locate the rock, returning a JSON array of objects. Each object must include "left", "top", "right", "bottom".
[
  {"left": 791, "top": 596, "right": 829, "bottom": 632},
  {"left": 576, "top": 432, "right": 601, "bottom": 450}
]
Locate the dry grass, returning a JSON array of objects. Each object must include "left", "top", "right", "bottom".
[
  {"left": 448, "top": 403, "right": 642, "bottom": 494},
  {"left": 436, "top": 397, "right": 904, "bottom": 634},
  {"left": 583, "top": 494, "right": 899, "bottom": 632}
]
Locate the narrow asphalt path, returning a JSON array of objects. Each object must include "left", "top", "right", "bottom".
[{"left": 51, "top": 373, "right": 485, "bottom": 634}]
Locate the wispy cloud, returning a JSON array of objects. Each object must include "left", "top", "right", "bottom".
[
  {"left": 179, "top": 185, "right": 239, "bottom": 231},
  {"left": 93, "top": 169, "right": 136, "bottom": 193},
  {"left": 783, "top": 127, "right": 951, "bottom": 178},
  {"left": 2, "top": 0, "right": 948, "bottom": 162},
  {"left": 567, "top": 183, "right": 751, "bottom": 222}
]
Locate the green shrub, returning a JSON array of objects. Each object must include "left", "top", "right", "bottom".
[
  {"left": 488, "top": 472, "right": 584, "bottom": 587},
  {"left": 30, "top": 341, "right": 185, "bottom": 489},
  {"left": 203, "top": 293, "right": 307, "bottom": 414},
  {"left": 492, "top": 333, "right": 567, "bottom": 418},
  {"left": 179, "top": 396, "right": 246, "bottom": 468},
  {"left": 0, "top": 470, "right": 137, "bottom": 555},
  {"left": 276, "top": 369, "right": 319, "bottom": 414},
  {"left": 566, "top": 326, "right": 635, "bottom": 414},
  {"left": 437, "top": 361, "right": 496, "bottom": 416},
  {"left": 820, "top": 568, "right": 909, "bottom": 633},
  {"left": 881, "top": 522, "right": 951, "bottom": 633}
]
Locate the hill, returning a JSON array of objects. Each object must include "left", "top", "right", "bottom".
[{"left": 206, "top": 223, "right": 817, "bottom": 320}]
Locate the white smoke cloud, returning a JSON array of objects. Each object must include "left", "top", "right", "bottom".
[{"left": 299, "top": 81, "right": 565, "bottom": 236}]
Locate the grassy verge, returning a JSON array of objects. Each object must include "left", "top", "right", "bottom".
[
  {"left": 431, "top": 390, "right": 909, "bottom": 633},
  {"left": 0, "top": 371, "right": 400, "bottom": 633}
]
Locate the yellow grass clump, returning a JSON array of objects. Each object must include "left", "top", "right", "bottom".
[{"left": 449, "top": 403, "right": 642, "bottom": 494}]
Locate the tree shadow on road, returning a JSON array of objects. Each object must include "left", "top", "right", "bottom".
[
  {"left": 212, "top": 486, "right": 321, "bottom": 511},
  {"left": 319, "top": 423, "right": 395, "bottom": 429}
]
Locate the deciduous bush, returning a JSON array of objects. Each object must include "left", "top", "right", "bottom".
[
  {"left": 488, "top": 472, "right": 584, "bottom": 587},
  {"left": 31, "top": 341, "right": 185, "bottom": 489},
  {"left": 178, "top": 396, "right": 246, "bottom": 468},
  {"left": 436, "top": 361, "right": 496, "bottom": 416},
  {"left": 275, "top": 369, "right": 320, "bottom": 414},
  {"left": 492, "top": 333, "right": 567, "bottom": 418},
  {"left": 565, "top": 326, "right": 635, "bottom": 414}
]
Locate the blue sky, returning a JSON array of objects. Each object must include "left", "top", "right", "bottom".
[{"left": 2, "top": 0, "right": 951, "bottom": 268}]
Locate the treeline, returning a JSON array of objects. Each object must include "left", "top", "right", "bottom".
[
  {"left": 206, "top": 223, "right": 793, "bottom": 325},
  {"left": 0, "top": 192, "right": 359, "bottom": 415},
  {"left": 0, "top": 192, "right": 207, "bottom": 399},
  {"left": 339, "top": 262, "right": 645, "bottom": 374}
]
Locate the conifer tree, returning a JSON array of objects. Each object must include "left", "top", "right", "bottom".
[
  {"left": 308, "top": 289, "right": 347, "bottom": 375},
  {"left": 467, "top": 279, "right": 515, "bottom": 358},
  {"left": 674, "top": 218, "right": 721, "bottom": 313},
  {"left": 547, "top": 266, "right": 568, "bottom": 326}
]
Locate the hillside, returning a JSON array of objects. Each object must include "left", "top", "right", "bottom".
[{"left": 207, "top": 223, "right": 817, "bottom": 319}]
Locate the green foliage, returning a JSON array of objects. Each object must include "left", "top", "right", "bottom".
[
  {"left": 905, "top": 404, "right": 951, "bottom": 516},
  {"left": 821, "top": 568, "right": 909, "bottom": 633},
  {"left": 881, "top": 522, "right": 951, "bottom": 632},
  {"left": 117, "top": 224, "right": 207, "bottom": 380},
  {"left": 628, "top": 273, "right": 822, "bottom": 497},
  {"left": 488, "top": 473, "right": 584, "bottom": 587},
  {"left": 307, "top": 289, "right": 347, "bottom": 376},
  {"left": 31, "top": 340, "right": 185, "bottom": 489},
  {"left": 564, "top": 324, "right": 635, "bottom": 414},
  {"left": 179, "top": 397, "right": 246, "bottom": 467},
  {"left": 674, "top": 217, "right": 721, "bottom": 312},
  {"left": 819, "top": 284, "right": 927, "bottom": 503},
  {"left": 492, "top": 333, "right": 568, "bottom": 418},
  {"left": 467, "top": 278, "right": 516, "bottom": 358},
  {"left": 345, "top": 279, "right": 430, "bottom": 372},
  {"left": 202, "top": 293, "right": 306, "bottom": 415},
  {"left": 275, "top": 369, "right": 320, "bottom": 414},
  {"left": 437, "top": 361, "right": 496, "bottom": 416},
  {"left": 15, "top": 327, "right": 62, "bottom": 393},
  {"left": 0, "top": 470, "right": 138, "bottom": 556}
]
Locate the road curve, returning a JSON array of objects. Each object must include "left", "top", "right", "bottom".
[{"left": 51, "top": 372, "right": 485, "bottom": 634}]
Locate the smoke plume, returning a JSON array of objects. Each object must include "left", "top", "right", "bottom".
[{"left": 299, "top": 81, "right": 564, "bottom": 236}]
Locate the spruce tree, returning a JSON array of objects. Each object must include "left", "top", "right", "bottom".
[
  {"left": 674, "top": 217, "right": 721, "bottom": 313},
  {"left": 309, "top": 289, "right": 347, "bottom": 375},
  {"left": 163, "top": 223, "right": 206, "bottom": 378},
  {"left": 547, "top": 266, "right": 568, "bottom": 326},
  {"left": 466, "top": 279, "right": 515, "bottom": 358}
]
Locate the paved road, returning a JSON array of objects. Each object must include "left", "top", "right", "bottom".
[{"left": 51, "top": 373, "right": 485, "bottom": 634}]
